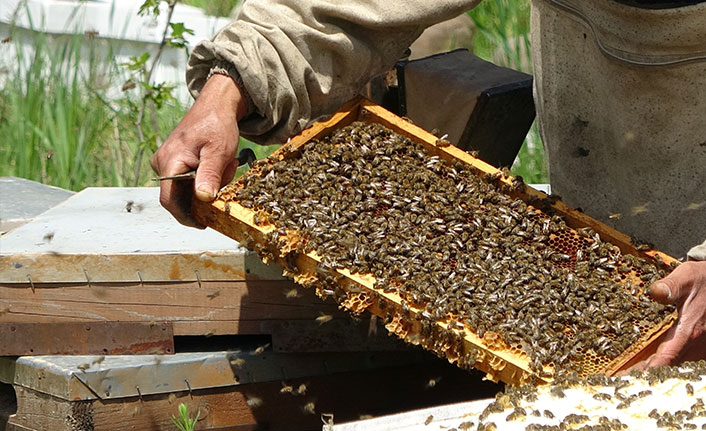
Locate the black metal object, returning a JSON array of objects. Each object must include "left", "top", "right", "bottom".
[{"left": 394, "top": 49, "right": 536, "bottom": 168}]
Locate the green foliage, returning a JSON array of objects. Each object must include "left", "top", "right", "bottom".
[
  {"left": 182, "top": 0, "right": 240, "bottom": 17},
  {"left": 167, "top": 22, "right": 195, "bottom": 49},
  {"left": 123, "top": 52, "right": 151, "bottom": 72},
  {"left": 467, "top": 0, "right": 548, "bottom": 183},
  {"left": 141, "top": 82, "right": 177, "bottom": 109},
  {"left": 468, "top": 0, "right": 531, "bottom": 73},
  {"left": 1, "top": 0, "right": 542, "bottom": 189},
  {"left": 171, "top": 403, "right": 200, "bottom": 431},
  {"left": 0, "top": 21, "right": 186, "bottom": 189},
  {"left": 138, "top": 0, "right": 162, "bottom": 17}
]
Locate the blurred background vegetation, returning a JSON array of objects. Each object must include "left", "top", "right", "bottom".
[
  {"left": 0, "top": 0, "right": 546, "bottom": 192},
  {"left": 182, "top": 0, "right": 238, "bottom": 17}
]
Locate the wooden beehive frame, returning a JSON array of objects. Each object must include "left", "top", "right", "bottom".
[{"left": 194, "top": 96, "right": 676, "bottom": 384}]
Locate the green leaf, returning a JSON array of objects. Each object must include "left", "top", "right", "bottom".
[
  {"left": 167, "top": 22, "right": 195, "bottom": 49},
  {"left": 140, "top": 82, "right": 176, "bottom": 109},
  {"left": 169, "top": 22, "right": 195, "bottom": 39},
  {"left": 171, "top": 403, "right": 199, "bottom": 431},
  {"left": 121, "top": 52, "right": 150, "bottom": 72},
  {"left": 138, "top": 0, "right": 161, "bottom": 17}
]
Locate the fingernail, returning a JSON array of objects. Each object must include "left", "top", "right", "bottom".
[
  {"left": 650, "top": 282, "right": 671, "bottom": 300},
  {"left": 195, "top": 185, "right": 216, "bottom": 201}
]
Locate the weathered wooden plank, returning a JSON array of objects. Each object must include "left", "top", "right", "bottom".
[
  {"left": 0, "top": 187, "right": 284, "bottom": 283},
  {"left": 0, "top": 280, "right": 337, "bottom": 324},
  {"left": 0, "top": 279, "right": 402, "bottom": 352},
  {"left": 6, "top": 387, "right": 82, "bottom": 431},
  {"left": 0, "top": 322, "right": 174, "bottom": 356},
  {"left": 8, "top": 362, "right": 500, "bottom": 431},
  {"left": 2, "top": 351, "right": 430, "bottom": 402}
]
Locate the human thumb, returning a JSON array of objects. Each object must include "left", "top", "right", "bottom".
[
  {"left": 648, "top": 281, "right": 673, "bottom": 304},
  {"left": 194, "top": 143, "right": 236, "bottom": 202},
  {"left": 648, "top": 263, "right": 695, "bottom": 306}
]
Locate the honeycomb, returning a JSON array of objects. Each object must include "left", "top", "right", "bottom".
[
  {"left": 196, "top": 99, "right": 677, "bottom": 384},
  {"left": 467, "top": 361, "right": 706, "bottom": 431}
]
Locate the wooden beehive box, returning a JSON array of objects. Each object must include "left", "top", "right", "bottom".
[
  {"left": 193, "top": 96, "right": 677, "bottom": 385},
  {"left": 0, "top": 186, "right": 407, "bottom": 356}
]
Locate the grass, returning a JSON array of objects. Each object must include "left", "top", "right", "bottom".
[
  {"left": 468, "top": 0, "right": 549, "bottom": 183},
  {"left": 171, "top": 403, "right": 199, "bottom": 431},
  {"left": 2, "top": 30, "right": 128, "bottom": 189}
]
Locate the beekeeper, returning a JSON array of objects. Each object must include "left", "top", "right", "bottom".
[{"left": 150, "top": 0, "right": 706, "bottom": 368}]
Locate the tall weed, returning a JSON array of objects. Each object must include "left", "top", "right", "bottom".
[
  {"left": 0, "top": 22, "right": 185, "bottom": 190},
  {"left": 468, "top": 0, "right": 548, "bottom": 183}
]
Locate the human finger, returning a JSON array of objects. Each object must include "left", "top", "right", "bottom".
[
  {"left": 648, "top": 261, "right": 700, "bottom": 305},
  {"left": 194, "top": 137, "right": 237, "bottom": 202},
  {"left": 158, "top": 178, "right": 205, "bottom": 229}
]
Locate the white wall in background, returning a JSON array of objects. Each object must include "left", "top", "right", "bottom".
[{"left": 0, "top": 0, "right": 231, "bottom": 104}]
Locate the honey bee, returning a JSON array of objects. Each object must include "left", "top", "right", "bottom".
[
  {"left": 684, "top": 202, "right": 705, "bottom": 211},
  {"left": 207, "top": 290, "right": 221, "bottom": 299},
  {"left": 230, "top": 358, "right": 245, "bottom": 368},
  {"left": 593, "top": 392, "right": 611, "bottom": 401},
  {"left": 125, "top": 200, "right": 144, "bottom": 213},
  {"left": 631, "top": 204, "right": 649, "bottom": 215},
  {"left": 506, "top": 411, "right": 524, "bottom": 421},
  {"left": 246, "top": 396, "right": 263, "bottom": 408},
  {"left": 303, "top": 401, "right": 316, "bottom": 415},
  {"left": 254, "top": 343, "right": 270, "bottom": 355},
  {"left": 425, "top": 377, "right": 442, "bottom": 389},
  {"left": 435, "top": 135, "right": 451, "bottom": 148},
  {"left": 315, "top": 313, "right": 334, "bottom": 325}
]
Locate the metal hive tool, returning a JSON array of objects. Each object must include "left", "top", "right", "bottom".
[{"left": 193, "top": 97, "right": 677, "bottom": 385}]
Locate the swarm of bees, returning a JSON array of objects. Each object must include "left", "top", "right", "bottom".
[
  {"left": 468, "top": 361, "right": 706, "bottom": 431},
  {"left": 231, "top": 121, "right": 674, "bottom": 376}
]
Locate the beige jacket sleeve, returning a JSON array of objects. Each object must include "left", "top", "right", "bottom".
[
  {"left": 186, "top": 0, "right": 480, "bottom": 145},
  {"left": 689, "top": 240, "right": 706, "bottom": 261}
]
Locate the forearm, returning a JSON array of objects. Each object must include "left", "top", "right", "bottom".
[{"left": 186, "top": 0, "right": 480, "bottom": 144}]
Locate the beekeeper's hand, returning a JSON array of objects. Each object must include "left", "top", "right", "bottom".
[
  {"left": 633, "top": 261, "right": 706, "bottom": 368},
  {"left": 151, "top": 74, "right": 248, "bottom": 227}
]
